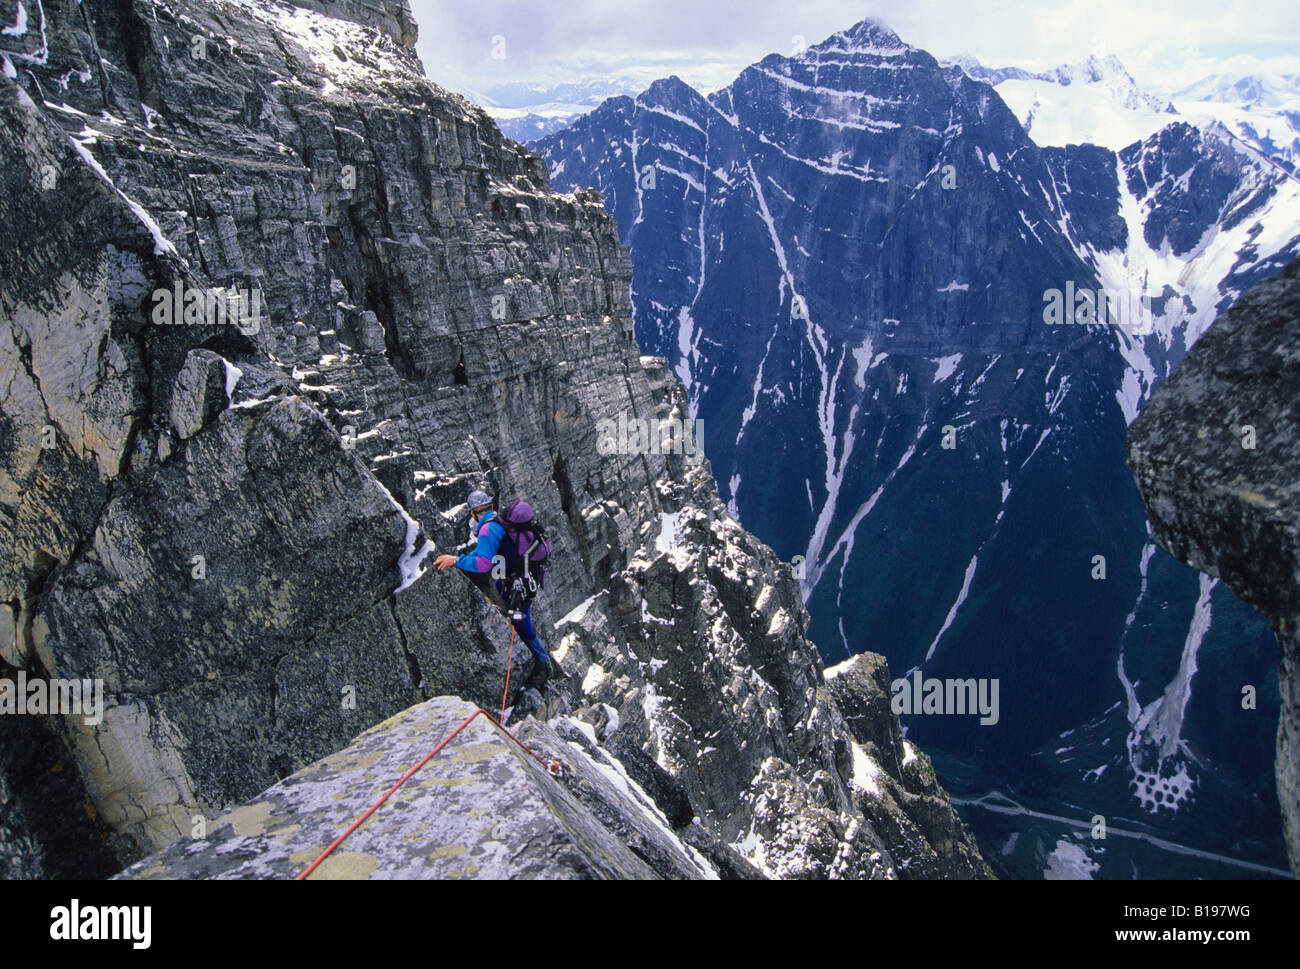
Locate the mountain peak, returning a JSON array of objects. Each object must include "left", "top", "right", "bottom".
[
  {"left": 641, "top": 74, "right": 704, "bottom": 104},
  {"left": 1063, "top": 52, "right": 1137, "bottom": 86},
  {"left": 817, "top": 17, "right": 910, "bottom": 56}
]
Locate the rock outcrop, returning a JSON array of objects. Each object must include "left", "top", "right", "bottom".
[
  {"left": 1128, "top": 258, "right": 1300, "bottom": 876},
  {"left": 119, "top": 697, "right": 718, "bottom": 880},
  {"left": 826, "top": 653, "right": 989, "bottom": 878},
  {"left": 1, "top": 0, "right": 987, "bottom": 878}
]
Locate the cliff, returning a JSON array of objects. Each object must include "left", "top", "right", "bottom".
[
  {"left": 0, "top": 0, "right": 986, "bottom": 878},
  {"left": 1128, "top": 259, "right": 1300, "bottom": 876}
]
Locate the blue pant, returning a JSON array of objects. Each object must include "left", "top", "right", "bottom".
[
  {"left": 497, "top": 581, "right": 549, "bottom": 667},
  {"left": 512, "top": 611, "right": 549, "bottom": 667}
]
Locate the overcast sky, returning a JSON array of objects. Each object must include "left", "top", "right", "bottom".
[{"left": 409, "top": 0, "right": 1300, "bottom": 100}]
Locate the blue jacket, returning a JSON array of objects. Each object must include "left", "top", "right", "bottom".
[{"left": 456, "top": 511, "right": 505, "bottom": 573}]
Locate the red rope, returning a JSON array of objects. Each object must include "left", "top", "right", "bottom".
[
  {"left": 294, "top": 709, "right": 484, "bottom": 881},
  {"left": 294, "top": 621, "right": 559, "bottom": 880},
  {"left": 500, "top": 627, "right": 514, "bottom": 721}
]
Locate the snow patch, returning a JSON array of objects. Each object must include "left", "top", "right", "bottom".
[
  {"left": 367, "top": 474, "right": 435, "bottom": 594},
  {"left": 2, "top": 2, "right": 28, "bottom": 37},
  {"left": 222, "top": 359, "right": 242, "bottom": 404},
  {"left": 68, "top": 138, "right": 178, "bottom": 257},
  {"left": 556, "top": 591, "right": 606, "bottom": 628},
  {"left": 1043, "top": 839, "right": 1099, "bottom": 879},
  {"left": 933, "top": 353, "right": 962, "bottom": 382},
  {"left": 849, "top": 742, "right": 886, "bottom": 798}
]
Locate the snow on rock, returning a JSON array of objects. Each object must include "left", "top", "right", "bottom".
[
  {"left": 933, "top": 353, "right": 962, "bottom": 382},
  {"left": 849, "top": 741, "right": 886, "bottom": 798},
  {"left": 367, "top": 472, "right": 435, "bottom": 593},
  {"left": 222, "top": 358, "right": 243, "bottom": 403},
  {"left": 68, "top": 137, "right": 178, "bottom": 257},
  {"left": 2, "top": 2, "right": 28, "bottom": 38},
  {"left": 555, "top": 590, "right": 607, "bottom": 628}
]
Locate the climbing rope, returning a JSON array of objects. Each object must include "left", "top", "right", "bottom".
[
  {"left": 294, "top": 623, "right": 561, "bottom": 880},
  {"left": 500, "top": 627, "right": 515, "bottom": 721}
]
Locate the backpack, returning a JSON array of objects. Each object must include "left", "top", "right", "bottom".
[{"left": 494, "top": 499, "right": 551, "bottom": 592}]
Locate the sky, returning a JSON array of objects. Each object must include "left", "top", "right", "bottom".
[{"left": 409, "top": 0, "right": 1300, "bottom": 103}]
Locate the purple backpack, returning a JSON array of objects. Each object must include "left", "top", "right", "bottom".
[{"left": 494, "top": 500, "right": 551, "bottom": 589}]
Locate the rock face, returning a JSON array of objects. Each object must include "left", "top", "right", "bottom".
[
  {"left": 1128, "top": 259, "right": 1300, "bottom": 876},
  {"left": 1, "top": 0, "right": 986, "bottom": 878},
  {"left": 826, "top": 654, "right": 988, "bottom": 879},
  {"left": 118, "top": 697, "right": 714, "bottom": 880}
]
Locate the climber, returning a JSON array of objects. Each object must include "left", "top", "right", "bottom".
[{"left": 434, "top": 489, "right": 556, "bottom": 690}]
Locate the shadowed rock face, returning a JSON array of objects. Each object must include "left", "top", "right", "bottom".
[
  {"left": 2, "top": 0, "right": 986, "bottom": 878},
  {"left": 1128, "top": 259, "right": 1300, "bottom": 876}
]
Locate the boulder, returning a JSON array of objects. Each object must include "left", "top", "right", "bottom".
[
  {"left": 169, "top": 349, "right": 230, "bottom": 440},
  {"left": 1128, "top": 258, "right": 1300, "bottom": 875}
]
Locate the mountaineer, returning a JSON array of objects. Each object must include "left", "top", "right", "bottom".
[{"left": 434, "top": 489, "right": 557, "bottom": 689}]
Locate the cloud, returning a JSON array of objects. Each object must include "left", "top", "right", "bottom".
[{"left": 409, "top": 0, "right": 1300, "bottom": 99}]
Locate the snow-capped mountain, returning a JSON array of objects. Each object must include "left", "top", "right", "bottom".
[
  {"left": 536, "top": 18, "right": 1300, "bottom": 877},
  {"left": 488, "top": 107, "right": 594, "bottom": 143},
  {"left": 1175, "top": 73, "right": 1300, "bottom": 108},
  {"left": 4, "top": 0, "right": 992, "bottom": 882},
  {"left": 1171, "top": 73, "right": 1300, "bottom": 175},
  {"left": 483, "top": 77, "right": 653, "bottom": 109},
  {"left": 947, "top": 53, "right": 1176, "bottom": 150},
  {"left": 951, "top": 55, "right": 1300, "bottom": 177}
]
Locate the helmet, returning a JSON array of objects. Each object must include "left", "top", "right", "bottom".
[{"left": 467, "top": 489, "right": 494, "bottom": 514}]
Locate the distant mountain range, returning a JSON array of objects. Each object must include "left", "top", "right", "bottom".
[
  {"left": 1171, "top": 73, "right": 1300, "bottom": 175},
  {"left": 944, "top": 54, "right": 1300, "bottom": 173},
  {"left": 532, "top": 18, "right": 1300, "bottom": 878},
  {"left": 466, "top": 44, "right": 1300, "bottom": 174},
  {"left": 464, "top": 77, "right": 649, "bottom": 141},
  {"left": 1175, "top": 72, "right": 1300, "bottom": 108}
]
